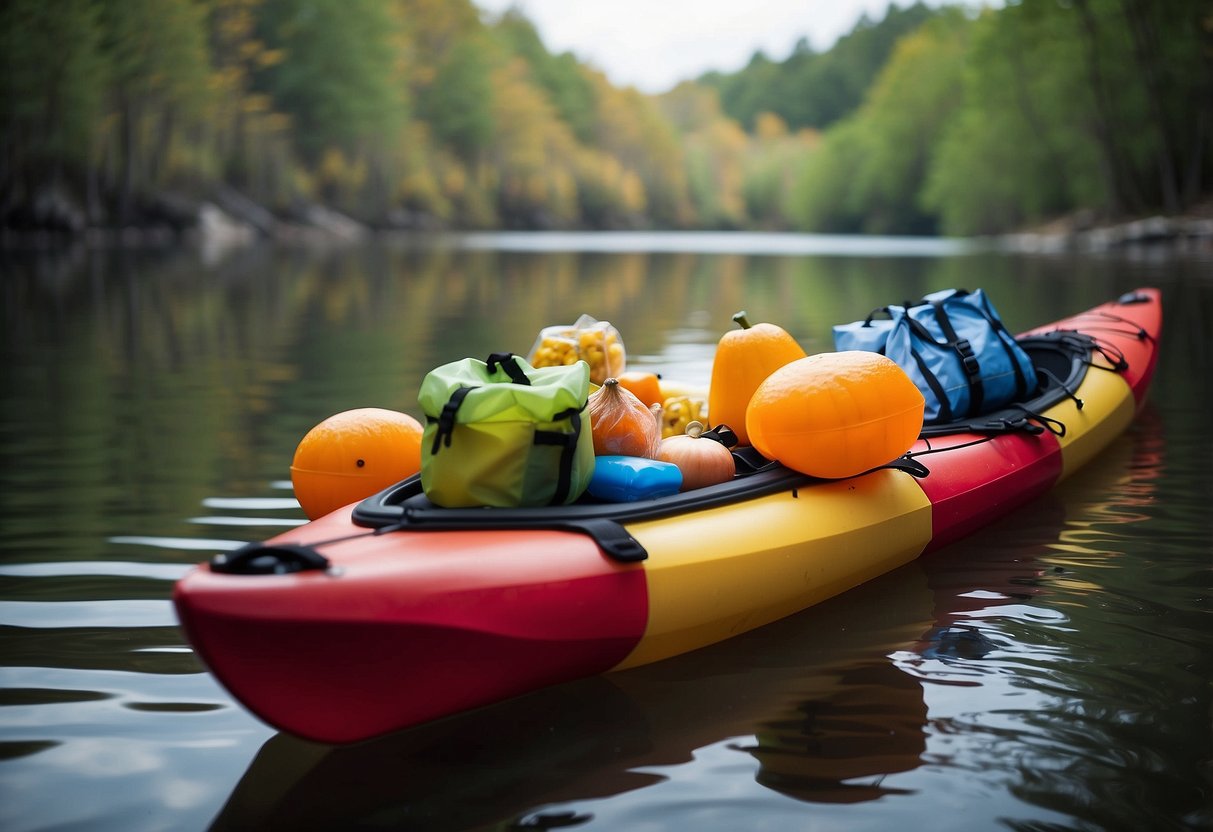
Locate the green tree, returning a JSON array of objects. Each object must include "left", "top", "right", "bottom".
[
  {"left": 492, "top": 10, "right": 596, "bottom": 143},
  {"left": 701, "top": 3, "right": 939, "bottom": 131},
  {"left": 925, "top": 0, "right": 1212, "bottom": 234},
  {"left": 0, "top": 0, "right": 108, "bottom": 202},
  {"left": 97, "top": 0, "right": 213, "bottom": 221},
  {"left": 256, "top": 0, "right": 405, "bottom": 161},
  {"left": 417, "top": 35, "right": 497, "bottom": 161},
  {"left": 789, "top": 10, "right": 969, "bottom": 234}
]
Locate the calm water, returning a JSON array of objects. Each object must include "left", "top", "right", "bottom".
[{"left": 1, "top": 235, "right": 1210, "bottom": 831}]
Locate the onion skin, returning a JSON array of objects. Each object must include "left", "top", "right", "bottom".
[
  {"left": 658, "top": 421, "right": 735, "bottom": 490},
  {"left": 589, "top": 378, "right": 662, "bottom": 458}
]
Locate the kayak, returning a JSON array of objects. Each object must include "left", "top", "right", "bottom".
[{"left": 173, "top": 288, "right": 1161, "bottom": 744}]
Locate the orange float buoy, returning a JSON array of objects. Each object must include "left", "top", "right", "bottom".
[
  {"left": 746, "top": 351, "right": 924, "bottom": 479},
  {"left": 290, "top": 408, "right": 424, "bottom": 519}
]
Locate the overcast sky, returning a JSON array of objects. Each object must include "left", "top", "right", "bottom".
[{"left": 474, "top": 0, "right": 945, "bottom": 94}]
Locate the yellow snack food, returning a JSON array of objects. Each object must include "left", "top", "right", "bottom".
[
  {"left": 528, "top": 314, "right": 626, "bottom": 385},
  {"left": 658, "top": 394, "right": 709, "bottom": 438}
]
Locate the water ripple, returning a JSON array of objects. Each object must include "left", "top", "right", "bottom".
[
  {"left": 0, "top": 562, "right": 191, "bottom": 580},
  {"left": 200, "top": 497, "right": 301, "bottom": 511},
  {"left": 187, "top": 516, "right": 305, "bottom": 528},
  {"left": 0, "top": 600, "right": 177, "bottom": 629},
  {"left": 107, "top": 535, "right": 245, "bottom": 551}
]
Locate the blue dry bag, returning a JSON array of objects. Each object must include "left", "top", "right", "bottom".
[{"left": 833, "top": 289, "right": 1038, "bottom": 424}]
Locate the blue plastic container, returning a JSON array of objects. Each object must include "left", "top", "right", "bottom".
[{"left": 587, "top": 456, "right": 682, "bottom": 502}]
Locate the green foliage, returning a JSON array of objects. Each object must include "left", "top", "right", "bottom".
[
  {"left": 923, "top": 0, "right": 1212, "bottom": 234},
  {"left": 789, "top": 11, "right": 969, "bottom": 234},
  {"left": 2, "top": 0, "right": 1208, "bottom": 233},
  {"left": 492, "top": 10, "right": 597, "bottom": 143},
  {"left": 416, "top": 35, "right": 498, "bottom": 162},
  {"left": 257, "top": 0, "right": 405, "bottom": 160},
  {"left": 1, "top": 0, "right": 108, "bottom": 178},
  {"left": 787, "top": 118, "right": 868, "bottom": 233},
  {"left": 701, "top": 2, "right": 939, "bottom": 130}
]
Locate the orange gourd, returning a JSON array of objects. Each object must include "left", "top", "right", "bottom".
[
  {"left": 616, "top": 371, "right": 664, "bottom": 407},
  {"left": 658, "top": 421, "right": 735, "bottom": 490},
  {"left": 746, "top": 351, "right": 924, "bottom": 479},
  {"left": 588, "top": 378, "right": 662, "bottom": 458},
  {"left": 708, "top": 311, "right": 806, "bottom": 445}
]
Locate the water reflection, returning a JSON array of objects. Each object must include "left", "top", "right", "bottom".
[{"left": 210, "top": 563, "right": 937, "bottom": 830}]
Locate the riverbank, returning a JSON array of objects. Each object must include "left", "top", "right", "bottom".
[
  {"left": 0, "top": 184, "right": 376, "bottom": 253},
  {"left": 995, "top": 205, "right": 1213, "bottom": 256},
  {"left": 4, "top": 185, "right": 1213, "bottom": 257}
]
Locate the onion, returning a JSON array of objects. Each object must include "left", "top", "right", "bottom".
[
  {"left": 588, "top": 378, "right": 662, "bottom": 458},
  {"left": 658, "top": 421, "right": 736, "bottom": 491}
]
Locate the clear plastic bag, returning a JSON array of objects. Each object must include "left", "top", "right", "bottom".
[{"left": 528, "top": 314, "right": 626, "bottom": 386}]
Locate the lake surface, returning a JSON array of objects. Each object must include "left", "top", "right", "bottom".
[{"left": 2, "top": 234, "right": 1210, "bottom": 831}]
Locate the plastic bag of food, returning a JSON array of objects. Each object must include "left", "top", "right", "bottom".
[
  {"left": 656, "top": 395, "right": 710, "bottom": 439},
  {"left": 528, "top": 314, "right": 626, "bottom": 386}
]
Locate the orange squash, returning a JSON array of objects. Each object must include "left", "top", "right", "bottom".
[
  {"left": 616, "top": 371, "right": 664, "bottom": 407},
  {"left": 746, "top": 351, "right": 924, "bottom": 479},
  {"left": 708, "top": 311, "right": 806, "bottom": 445}
]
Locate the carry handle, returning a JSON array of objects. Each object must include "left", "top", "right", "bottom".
[
  {"left": 862, "top": 300, "right": 916, "bottom": 327},
  {"left": 486, "top": 352, "right": 532, "bottom": 386},
  {"left": 210, "top": 542, "right": 331, "bottom": 575}
]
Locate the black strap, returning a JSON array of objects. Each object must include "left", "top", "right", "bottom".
[
  {"left": 909, "top": 346, "right": 954, "bottom": 424},
  {"left": 702, "top": 423, "right": 740, "bottom": 448},
  {"left": 486, "top": 352, "right": 531, "bottom": 386},
  {"left": 864, "top": 306, "right": 893, "bottom": 326},
  {"left": 576, "top": 519, "right": 648, "bottom": 562},
  {"left": 533, "top": 406, "right": 584, "bottom": 505},
  {"left": 429, "top": 385, "right": 475, "bottom": 454},
  {"left": 929, "top": 299, "right": 985, "bottom": 415}
]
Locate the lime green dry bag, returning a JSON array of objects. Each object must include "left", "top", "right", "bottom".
[{"left": 418, "top": 352, "right": 595, "bottom": 508}]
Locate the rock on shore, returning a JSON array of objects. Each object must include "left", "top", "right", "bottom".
[
  {"left": 1, "top": 184, "right": 370, "bottom": 249},
  {"left": 998, "top": 210, "right": 1213, "bottom": 255}
]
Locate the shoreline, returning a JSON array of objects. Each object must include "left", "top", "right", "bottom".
[{"left": 4, "top": 190, "right": 1212, "bottom": 257}]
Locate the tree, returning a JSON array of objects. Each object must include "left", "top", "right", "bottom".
[
  {"left": 97, "top": 0, "right": 213, "bottom": 222},
  {"left": 417, "top": 35, "right": 497, "bottom": 161},
  {"left": 789, "top": 10, "right": 969, "bottom": 234},
  {"left": 257, "top": 0, "right": 405, "bottom": 161},
  {"left": 1, "top": 0, "right": 107, "bottom": 204},
  {"left": 700, "top": 2, "right": 939, "bottom": 131},
  {"left": 493, "top": 10, "right": 596, "bottom": 143}
]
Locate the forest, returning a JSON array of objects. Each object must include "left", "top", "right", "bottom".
[{"left": 2, "top": 0, "right": 1209, "bottom": 238}]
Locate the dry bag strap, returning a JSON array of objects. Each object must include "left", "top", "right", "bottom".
[
  {"left": 486, "top": 352, "right": 531, "bottom": 386},
  {"left": 430, "top": 385, "right": 475, "bottom": 455},
  {"left": 928, "top": 298, "right": 985, "bottom": 416},
  {"left": 533, "top": 405, "right": 584, "bottom": 505}
]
